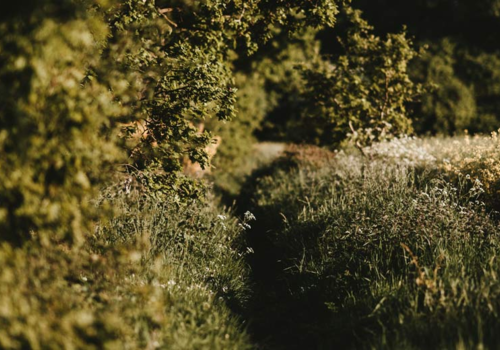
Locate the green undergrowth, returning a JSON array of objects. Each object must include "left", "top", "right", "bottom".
[
  {"left": 241, "top": 143, "right": 500, "bottom": 349},
  {"left": 0, "top": 192, "right": 253, "bottom": 349}
]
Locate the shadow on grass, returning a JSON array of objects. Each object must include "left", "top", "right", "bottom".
[{"left": 232, "top": 158, "right": 366, "bottom": 349}]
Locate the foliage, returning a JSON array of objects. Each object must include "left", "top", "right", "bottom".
[
  {"left": 207, "top": 72, "right": 272, "bottom": 196},
  {"left": 352, "top": 0, "right": 500, "bottom": 134},
  {"left": 0, "top": 0, "right": 126, "bottom": 246},
  {"left": 0, "top": 193, "right": 253, "bottom": 349},
  {"left": 299, "top": 8, "right": 423, "bottom": 148},
  {"left": 0, "top": 0, "right": 345, "bottom": 244},
  {"left": 102, "top": 0, "right": 238, "bottom": 200},
  {"left": 209, "top": 27, "right": 323, "bottom": 194},
  {"left": 212, "top": 6, "right": 425, "bottom": 150},
  {"left": 113, "top": 0, "right": 343, "bottom": 191},
  {"left": 411, "top": 39, "right": 477, "bottom": 134},
  {"left": 244, "top": 28, "right": 324, "bottom": 142}
]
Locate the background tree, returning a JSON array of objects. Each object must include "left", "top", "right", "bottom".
[
  {"left": 214, "top": 6, "right": 424, "bottom": 151},
  {"left": 351, "top": 0, "right": 500, "bottom": 134},
  {"left": 298, "top": 8, "right": 423, "bottom": 148}
]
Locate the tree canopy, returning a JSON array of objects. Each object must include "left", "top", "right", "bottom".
[{"left": 0, "top": 0, "right": 424, "bottom": 244}]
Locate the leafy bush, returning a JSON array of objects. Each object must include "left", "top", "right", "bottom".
[
  {"left": 351, "top": 0, "right": 500, "bottom": 135},
  {"left": 0, "top": 0, "right": 345, "bottom": 244},
  {"left": 411, "top": 40, "right": 477, "bottom": 134},
  {"left": 298, "top": 8, "right": 424, "bottom": 148},
  {"left": 108, "top": 0, "right": 343, "bottom": 197},
  {"left": 0, "top": 0, "right": 125, "bottom": 245}
]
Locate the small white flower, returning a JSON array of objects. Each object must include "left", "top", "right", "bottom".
[{"left": 244, "top": 211, "right": 256, "bottom": 221}]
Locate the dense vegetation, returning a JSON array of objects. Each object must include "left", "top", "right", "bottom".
[
  {"left": 2, "top": 0, "right": 500, "bottom": 349},
  {"left": 0, "top": 192, "right": 254, "bottom": 348},
  {"left": 351, "top": 0, "right": 500, "bottom": 134},
  {"left": 240, "top": 138, "right": 500, "bottom": 348}
]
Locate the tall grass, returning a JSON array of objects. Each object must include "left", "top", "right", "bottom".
[
  {"left": 0, "top": 192, "right": 253, "bottom": 349},
  {"left": 243, "top": 142, "right": 500, "bottom": 349},
  {"left": 2, "top": 136, "right": 500, "bottom": 349}
]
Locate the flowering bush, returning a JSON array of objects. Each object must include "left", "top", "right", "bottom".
[{"left": 419, "top": 132, "right": 500, "bottom": 210}]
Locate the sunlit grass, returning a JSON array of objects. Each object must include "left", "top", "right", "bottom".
[{"left": 242, "top": 136, "right": 500, "bottom": 348}]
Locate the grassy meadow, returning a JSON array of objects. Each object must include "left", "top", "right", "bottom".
[
  {"left": 2, "top": 134, "right": 500, "bottom": 349},
  {"left": 239, "top": 135, "right": 500, "bottom": 349}
]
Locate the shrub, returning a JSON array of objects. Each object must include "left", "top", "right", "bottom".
[
  {"left": 0, "top": 0, "right": 345, "bottom": 244},
  {"left": 0, "top": 0, "right": 125, "bottom": 245},
  {"left": 411, "top": 39, "right": 477, "bottom": 134},
  {"left": 298, "top": 8, "right": 424, "bottom": 148}
]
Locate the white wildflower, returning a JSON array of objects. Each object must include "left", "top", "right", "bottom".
[{"left": 244, "top": 211, "right": 256, "bottom": 221}]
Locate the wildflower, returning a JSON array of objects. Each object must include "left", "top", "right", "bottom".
[{"left": 244, "top": 211, "right": 256, "bottom": 221}]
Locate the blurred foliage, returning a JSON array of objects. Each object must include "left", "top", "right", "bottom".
[
  {"left": 0, "top": 0, "right": 344, "bottom": 244},
  {"left": 0, "top": 0, "right": 126, "bottom": 246},
  {"left": 0, "top": 193, "right": 253, "bottom": 349},
  {"left": 411, "top": 40, "right": 477, "bottom": 134}
]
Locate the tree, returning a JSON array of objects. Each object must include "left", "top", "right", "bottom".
[
  {"left": 0, "top": 0, "right": 344, "bottom": 244},
  {"left": 298, "top": 8, "right": 423, "bottom": 148},
  {"left": 351, "top": 0, "right": 500, "bottom": 134}
]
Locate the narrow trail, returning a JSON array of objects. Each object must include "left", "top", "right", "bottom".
[
  {"left": 232, "top": 144, "right": 338, "bottom": 350},
  {"left": 242, "top": 216, "right": 332, "bottom": 349}
]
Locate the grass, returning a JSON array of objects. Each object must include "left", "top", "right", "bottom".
[
  {"left": 2, "top": 135, "right": 500, "bottom": 349},
  {"left": 0, "top": 192, "right": 253, "bottom": 349},
  {"left": 240, "top": 140, "right": 500, "bottom": 349}
]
